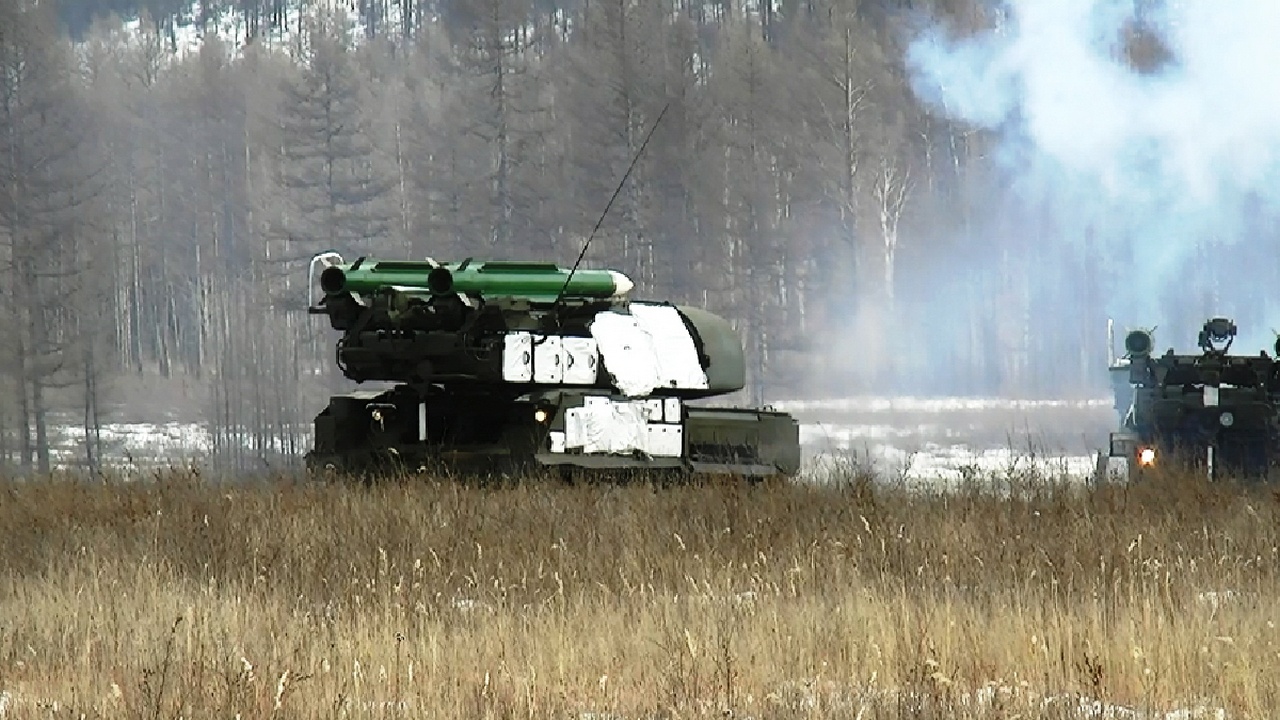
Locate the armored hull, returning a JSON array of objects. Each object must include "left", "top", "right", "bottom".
[
  {"left": 1107, "top": 318, "right": 1280, "bottom": 481},
  {"left": 307, "top": 386, "right": 800, "bottom": 480},
  {"left": 304, "top": 253, "right": 802, "bottom": 482}
]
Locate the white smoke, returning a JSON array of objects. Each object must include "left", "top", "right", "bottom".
[{"left": 906, "top": 0, "right": 1280, "bottom": 353}]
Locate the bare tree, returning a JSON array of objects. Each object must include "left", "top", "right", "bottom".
[
  {"left": 0, "top": 0, "right": 1207, "bottom": 470},
  {"left": 872, "top": 153, "right": 912, "bottom": 307},
  {"left": 274, "top": 5, "right": 392, "bottom": 270},
  {"left": 429, "top": 0, "right": 559, "bottom": 253},
  {"left": 0, "top": 0, "right": 111, "bottom": 474},
  {"left": 560, "top": 0, "right": 674, "bottom": 283},
  {"left": 796, "top": 14, "right": 876, "bottom": 256},
  {"left": 704, "top": 11, "right": 794, "bottom": 405},
  {"left": 401, "top": 32, "right": 471, "bottom": 259}
]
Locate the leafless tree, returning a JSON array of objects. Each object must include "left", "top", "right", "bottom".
[
  {"left": 872, "top": 153, "right": 912, "bottom": 307},
  {"left": 0, "top": 0, "right": 110, "bottom": 473}
]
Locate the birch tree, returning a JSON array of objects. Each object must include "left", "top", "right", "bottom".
[
  {"left": 872, "top": 153, "right": 911, "bottom": 307},
  {"left": 798, "top": 13, "right": 876, "bottom": 255}
]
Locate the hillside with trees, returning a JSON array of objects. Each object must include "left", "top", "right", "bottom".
[{"left": 2, "top": 0, "right": 1275, "bottom": 473}]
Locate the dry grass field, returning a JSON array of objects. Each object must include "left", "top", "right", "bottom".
[{"left": 1, "top": 467, "right": 1277, "bottom": 718}]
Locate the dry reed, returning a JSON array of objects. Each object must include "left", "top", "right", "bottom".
[{"left": 0, "top": 464, "right": 1276, "bottom": 718}]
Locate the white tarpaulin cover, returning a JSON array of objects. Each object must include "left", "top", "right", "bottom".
[
  {"left": 643, "top": 398, "right": 664, "bottom": 421},
  {"left": 645, "top": 424, "right": 683, "bottom": 457},
  {"left": 588, "top": 312, "right": 661, "bottom": 395},
  {"left": 533, "top": 335, "right": 564, "bottom": 383},
  {"left": 589, "top": 303, "right": 709, "bottom": 396},
  {"left": 503, "top": 333, "right": 601, "bottom": 385},
  {"left": 549, "top": 430, "right": 567, "bottom": 453},
  {"left": 502, "top": 333, "right": 533, "bottom": 382},
  {"left": 564, "top": 400, "right": 648, "bottom": 455},
  {"left": 664, "top": 397, "right": 682, "bottom": 423},
  {"left": 628, "top": 304, "right": 709, "bottom": 389},
  {"left": 561, "top": 337, "right": 600, "bottom": 385},
  {"left": 562, "top": 397, "right": 684, "bottom": 457}
]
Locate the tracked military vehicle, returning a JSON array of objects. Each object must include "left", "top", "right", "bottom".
[
  {"left": 303, "top": 252, "right": 801, "bottom": 480},
  {"left": 1107, "top": 317, "right": 1280, "bottom": 481}
]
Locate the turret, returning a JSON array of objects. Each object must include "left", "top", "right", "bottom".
[
  {"left": 306, "top": 252, "right": 745, "bottom": 398},
  {"left": 318, "top": 257, "right": 633, "bottom": 304}
]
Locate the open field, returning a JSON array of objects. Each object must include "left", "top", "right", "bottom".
[
  {"left": 780, "top": 396, "right": 1117, "bottom": 451},
  {"left": 40, "top": 395, "right": 1123, "bottom": 484},
  {"left": 779, "top": 396, "right": 1120, "bottom": 485},
  {"left": 1, "top": 468, "right": 1277, "bottom": 718}
]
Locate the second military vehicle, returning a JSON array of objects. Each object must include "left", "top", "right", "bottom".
[
  {"left": 303, "top": 252, "right": 802, "bottom": 481},
  {"left": 1107, "top": 317, "right": 1280, "bottom": 481}
]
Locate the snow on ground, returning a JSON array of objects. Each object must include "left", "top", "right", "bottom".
[
  {"left": 50, "top": 421, "right": 213, "bottom": 467},
  {"left": 107, "top": 0, "right": 422, "bottom": 62},
  {"left": 799, "top": 441, "right": 1105, "bottom": 488},
  {"left": 45, "top": 421, "right": 297, "bottom": 474},
  {"left": 34, "top": 395, "right": 1120, "bottom": 483},
  {"left": 774, "top": 396, "right": 1114, "bottom": 413},
  {"left": 788, "top": 394, "right": 1118, "bottom": 485}
]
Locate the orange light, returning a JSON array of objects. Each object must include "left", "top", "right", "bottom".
[
  {"left": 1138, "top": 447, "right": 1156, "bottom": 466},
  {"left": 534, "top": 409, "right": 549, "bottom": 423}
]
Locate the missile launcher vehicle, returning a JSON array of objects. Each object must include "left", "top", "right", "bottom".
[
  {"left": 304, "top": 252, "right": 802, "bottom": 481},
  {"left": 1107, "top": 317, "right": 1280, "bottom": 481}
]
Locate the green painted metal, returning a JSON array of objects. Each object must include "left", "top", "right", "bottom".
[
  {"left": 321, "top": 258, "right": 629, "bottom": 303},
  {"left": 320, "top": 259, "right": 435, "bottom": 295},
  {"left": 677, "top": 304, "right": 746, "bottom": 393}
]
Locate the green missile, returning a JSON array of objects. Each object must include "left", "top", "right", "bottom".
[
  {"left": 320, "top": 258, "right": 633, "bottom": 303},
  {"left": 320, "top": 259, "right": 436, "bottom": 295}
]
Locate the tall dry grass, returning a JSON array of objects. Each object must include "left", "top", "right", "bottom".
[{"left": 0, "top": 466, "right": 1277, "bottom": 718}]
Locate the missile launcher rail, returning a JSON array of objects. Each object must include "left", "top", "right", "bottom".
[{"left": 304, "top": 252, "right": 802, "bottom": 481}]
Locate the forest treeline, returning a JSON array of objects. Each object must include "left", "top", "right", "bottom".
[{"left": 1, "top": 0, "right": 1143, "bottom": 474}]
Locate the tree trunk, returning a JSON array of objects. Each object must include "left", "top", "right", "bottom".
[
  {"left": 16, "top": 337, "right": 32, "bottom": 475},
  {"left": 33, "top": 375, "right": 49, "bottom": 476},
  {"left": 83, "top": 348, "right": 101, "bottom": 475}
]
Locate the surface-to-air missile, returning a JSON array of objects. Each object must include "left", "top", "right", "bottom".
[
  {"left": 304, "top": 252, "right": 802, "bottom": 480},
  {"left": 1106, "top": 317, "right": 1280, "bottom": 481}
]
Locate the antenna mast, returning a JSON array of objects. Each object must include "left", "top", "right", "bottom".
[{"left": 552, "top": 102, "right": 672, "bottom": 310}]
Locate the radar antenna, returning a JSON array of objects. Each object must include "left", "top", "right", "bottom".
[{"left": 1198, "top": 317, "right": 1236, "bottom": 355}]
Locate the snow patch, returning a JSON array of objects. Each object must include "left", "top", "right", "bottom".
[{"left": 775, "top": 395, "right": 1114, "bottom": 413}]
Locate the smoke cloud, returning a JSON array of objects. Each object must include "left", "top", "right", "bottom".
[{"left": 906, "top": 0, "right": 1280, "bottom": 354}]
